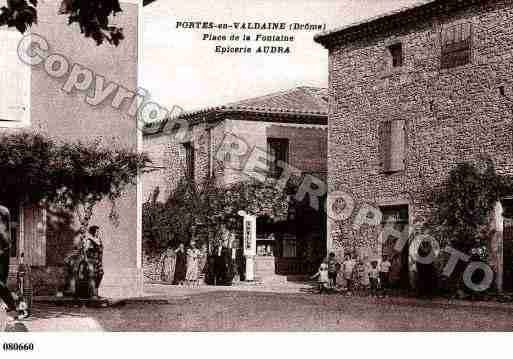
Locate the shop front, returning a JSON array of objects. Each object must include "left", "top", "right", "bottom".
[{"left": 240, "top": 209, "right": 325, "bottom": 281}]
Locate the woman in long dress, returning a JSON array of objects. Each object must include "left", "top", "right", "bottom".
[
  {"left": 173, "top": 243, "right": 186, "bottom": 285},
  {"left": 160, "top": 244, "right": 176, "bottom": 283},
  {"left": 186, "top": 240, "right": 201, "bottom": 287}
]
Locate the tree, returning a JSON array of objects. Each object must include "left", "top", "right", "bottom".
[
  {"left": 0, "top": 132, "right": 151, "bottom": 233},
  {"left": 142, "top": 175, "right": 295, "bottom": 259},
  {"left": 423, "top": 158, "right": 513, "bottom": 294},
  {"left": 0, "top": 0, "right": 125, "bottom": 46},
  {"left": 428, "top": 158, "right": 512, "bottom": 253}
]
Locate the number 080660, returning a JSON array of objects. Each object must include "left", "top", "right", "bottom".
[{"left": 3, "top": 342, "right": 34, "bottom": 351}]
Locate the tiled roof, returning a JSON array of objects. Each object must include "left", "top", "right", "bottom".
[
  {"left": 223, "top": 86, "right": 328, "bottom": 116},
  {"left": 315, "top": 0, "right": 484, "bottom": 47},
  {"left": 143, "top": 86, "right": 328, "bottom": 136},
  {"left": 173, "top": 86, "right": 329, "bottom": 121}
]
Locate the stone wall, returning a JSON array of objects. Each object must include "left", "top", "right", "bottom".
[
  {"left": 143, "top": 116, "right": 328, "bottom": 199},
  {"left": 0, "top": 0, "right": 142, "bottom": 297},
  {"left": 142, "top": 120, "right": 224, "bottom": 202},
  {"left": 327, "top": 0, "right": 513, "bottom": 255},
  {"left": 142, "top": 133, "right": 175, "bottom": 203},
  {"left": 222, "top": 116, "right": 327, "bottom": 184}
]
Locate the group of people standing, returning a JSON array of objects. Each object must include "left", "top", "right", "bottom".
[
  {"left": 159, "top": 235, "right": 237, "bottom": 287},
  {"left": 312, "top": 252, "right": 392, "bottom": 296},
  {"left": 208, "top": 239, "right": 236, "bottom": 286},
  {"left": 159, "top": 240, "right": 206, "bottom": 286}
]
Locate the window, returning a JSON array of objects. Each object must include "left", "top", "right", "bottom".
[
  {"left": 378, "top": 120, "right": 406, "bottom": 173},
  {"left": 0, "top": 30, "right": 30, "bottom": 127},
  {"left": 183, "top": 142, "right": 195, "bottom": 180},
  {"left": 267, "top": 138, "right": 289, "bottom": 179},
  {"left": 388, "top": 43, "right": 403, "bottom": 68},
  {"left": 441, "top": 22, "right": 472, "bottom": 69}
]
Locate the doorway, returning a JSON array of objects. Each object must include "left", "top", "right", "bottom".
[
  {"left": 380, "top": 205, "right": 410, "bottom": 290},
  {"left": 502, "top": 199, "right": 513, "bottom": 292}
]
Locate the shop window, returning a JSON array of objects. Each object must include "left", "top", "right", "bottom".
[
  {"left": 256, "top": 215, "right": 275, "bottom": 256},
  {"left": 282, "top": 239, "right": 297, "bottom": 258}
]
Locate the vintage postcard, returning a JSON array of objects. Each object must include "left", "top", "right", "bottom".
[{"left": 0, "top": 0, "right": 512, "bottom": 355}]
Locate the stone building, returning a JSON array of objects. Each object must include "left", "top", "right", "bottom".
[
  {"left": 1, "top": 0, "right": 143, "bottom": 297},
  {"left": 315, "top": 0, "right": 513, "bottom": 289},
  {"left": 143, "top": 86, "right": 328, "bottom": 278}
]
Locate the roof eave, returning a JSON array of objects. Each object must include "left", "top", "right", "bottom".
[
  {"left": 314, "top": 0, "right": 485, "bottom": 49},
  {"left": 142, "top": 108, "right": 328, "bottom": 136},
  {"left": 195, "top": 108, "right": 328, "bottom": 125}
]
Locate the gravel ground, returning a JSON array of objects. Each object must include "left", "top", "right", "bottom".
[{"left": 9, "top": 288, "right": 513, "bottom": 331}]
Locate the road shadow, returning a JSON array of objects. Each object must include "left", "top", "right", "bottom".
[
  {"left": 10, "top": 287, "right": 513, "bottom": 331},
  {"left": 6, "top": 321, "right": 28, "bottom": 332}
]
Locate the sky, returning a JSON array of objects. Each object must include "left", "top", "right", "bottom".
[{"left": 141, "top": 0, "right": 422, "bottom": 112}]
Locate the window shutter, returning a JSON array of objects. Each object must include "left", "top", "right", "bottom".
[
  {"left": 379, "top": 121, "right": 392, "bottom": 172},
  {"left": 23, "top": 206, "right": 46, "bottom": 266},
  {"left": 441, "top": 22, "right": 472, "bottom": 69},
  {"left": 390, "top": 119, "right": 406, "bottom": 172},
  {"left": 0, "top": 31, "right": 29, "bottom": 123}
]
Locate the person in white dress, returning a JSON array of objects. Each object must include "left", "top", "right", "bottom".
[
  {"left": 160, "top": 244, "right": 176, "bottom": 283},
  {"left": 186, "top": 240, "right": 201, "bottom": 287}
]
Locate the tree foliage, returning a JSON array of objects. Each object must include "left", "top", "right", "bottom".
[
  {"left": 0, "top": 0, "right": 37, "bottom": 33},
  {"left": 428, "top": 158, "right": 513, "bottom": 253},
  {"left": 0, "top": 0, "right": 124, "bottom": 46},
  {"left": 143, "top": 176, "right": 294, "bottom": 258},
  {"left": 58, "top": 0, "right": 124, "bottom": 46},
  {"left": 0, "top": 132, "right": 150, "bottom": 225}
]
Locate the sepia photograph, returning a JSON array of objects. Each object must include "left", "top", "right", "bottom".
[{"left": 0, "top": 0, "right": 512, "bottom": 354}]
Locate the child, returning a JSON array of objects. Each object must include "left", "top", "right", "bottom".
[
  {"left": 327, "top": 252, "right": 340, "bottom": 289},
  {"left": 369, "top": 261, "right": 379, "bottom": 297},
  {"left": 311, "top": 261, "right": 329, "bottom": 294},
  {"left": 342, "top": 254, "right": 355, "bottom": 294},
  {"left": 355, "top": 258, "right": 369, "bottom": 296},
  {"left": 380, "top": 255, "right": 391, "bottom": 294}
]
